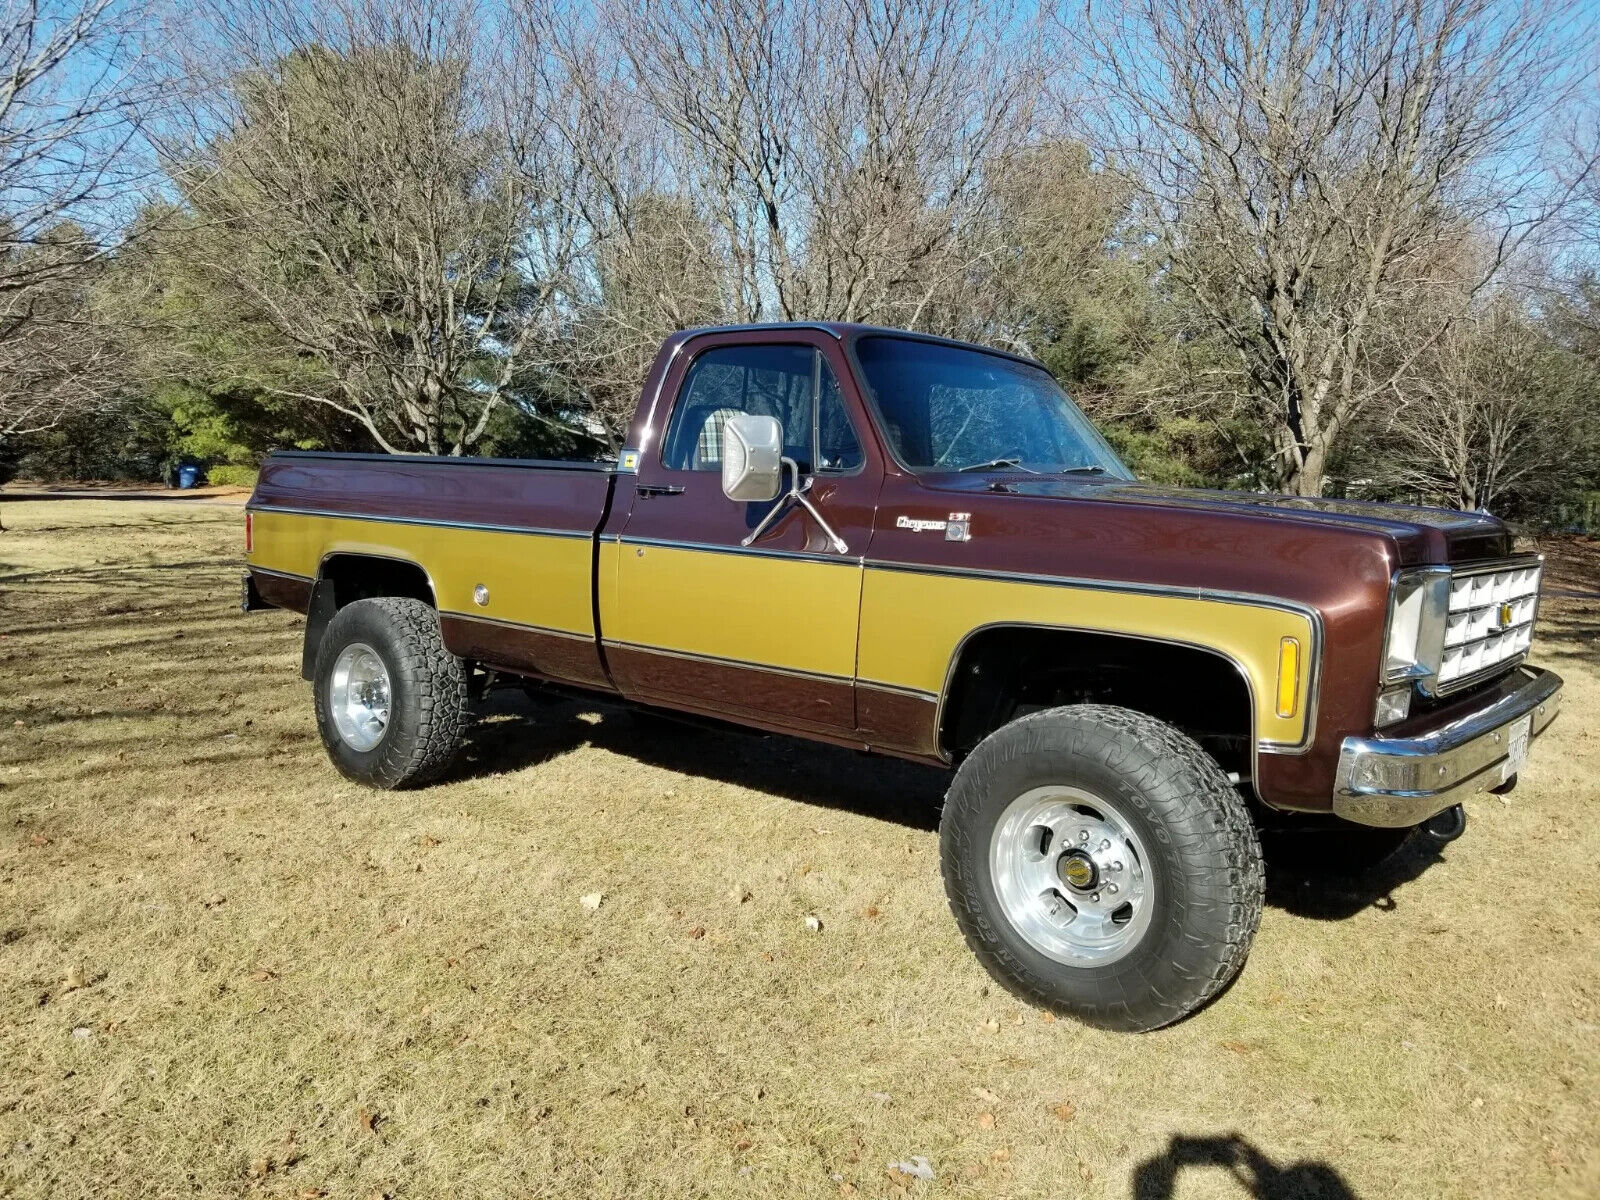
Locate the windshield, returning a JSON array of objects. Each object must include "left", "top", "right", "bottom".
[{"left": 853, "top": 336, "right": 1131, "bottom": 477}]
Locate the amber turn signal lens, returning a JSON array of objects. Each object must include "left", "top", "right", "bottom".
[{"left": 1276, "top": 637, "right": 1300, "bottom": 719}]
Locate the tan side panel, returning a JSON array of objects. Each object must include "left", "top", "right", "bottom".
[
  {"left": 247, "top": 511, "right": 594, "bottom": 635},
  {"left": 857, "top": 568, "right": 1315, "bottom": 747},
  {"left": 610, "top": 544, "right": 862, "bottom": 678}
]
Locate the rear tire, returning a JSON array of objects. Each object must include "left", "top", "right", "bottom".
[
  {"left": 940, "top": 704, "right": 1263, "bottom": 1032},
  {"left": 313, "top": 597, "right": 468, "bottom": 789}
]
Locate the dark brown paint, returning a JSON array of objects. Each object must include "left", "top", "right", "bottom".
[{"left": 249, "top": 321, "right": 1537, "bottom": 815}]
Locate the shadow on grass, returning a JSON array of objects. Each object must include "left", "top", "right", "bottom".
[
  {"left": 1133, "top": 1133, "right": 1359, "bottom": 1199},
  {"left": 458, "top": 689, "right": 1459, "bottom": 919},
  {"left": 1261, "top": 834, "right": 1450, "bottom": 920},
  {"left": 460, "top": 690, "right": 948, "bottom": 832}
]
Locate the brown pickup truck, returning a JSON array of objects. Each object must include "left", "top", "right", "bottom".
[{"left": 243, "top": 322, "right": 1563, "bottom": 1030}]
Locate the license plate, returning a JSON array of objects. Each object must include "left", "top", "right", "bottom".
[{"left": 1502, "top": 715, "right": 1531, "bottom": 782}]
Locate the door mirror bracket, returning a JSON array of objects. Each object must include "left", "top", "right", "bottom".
[{"left": 720, "top": 414, "right": 848, "bottom": 554}]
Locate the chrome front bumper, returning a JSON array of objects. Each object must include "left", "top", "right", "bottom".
[{"left": 1333, "top": 666, "right": 1563, "bottom": 828}]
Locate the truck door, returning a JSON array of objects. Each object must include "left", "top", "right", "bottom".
[{"left": 604, "top": 331, "right": 880, "bottom": 735}]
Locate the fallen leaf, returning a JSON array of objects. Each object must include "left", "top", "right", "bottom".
[
  {"left": 977, "top": 1112, "right": 995, "bottom": 1130},
  {"left": 972, "top": 1087, "right": 1000, "bottom": 1104},
  {"left": 203, "top": 893, "right": 226, "bottom": 908},
  {"left": 1078, "top": 1160, "right": 1094, "bottom": 1181},
  {"left": 982, "top": 1018, "right": 1000, "bottom": 1033},
  {"left": 687, "top": 926, "right": 706, "bottom": 940},
  {"left": 358, "top": 1107, "right": 379, "bottom": 1134},
  {"left": 579, "top": 892, "right": 603, "bottom": 912},
  {"left": 990, "top": 1148, "right": 1010, "bottom": 1163},
  {"left": 1040, "top": 1011, "right": 1056, "bottom": 1023},
  {"left": 1221, "top": 1040, "right": 1250, "bottom": 1055},
  {"left": 1051, "top": 1101, "right": 1076, "bottom": 1123},
  {"left": 300, "top": 1190, "right": 327, "bottom": 1198},
  {"left": 728, "top": 885, "right": 753, "bottom": 903},
  {"left": 804, "top": 914, "right": 824, "bottom": 933},
  {"left": 64, "top": 967, "right": 86, "bottom": 990},
  {"left": 29, "top": 834, "right": 50, "bottom": 847},
  {"left": 249, "top": 1158, "right": 271, "bottom": 1178},
  {"left": 419, "top": 834, "right": 441, "bottom": 847},
  {"left": 249, "top": 967, "right": 277, "bottom": 983},
  {"left": 860, "top": 905, "right": 881, "bottom": 919}
]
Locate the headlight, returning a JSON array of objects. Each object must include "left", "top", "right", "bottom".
[{"left": 1383, "top": 567, "right": 1449, "bottom": 686}]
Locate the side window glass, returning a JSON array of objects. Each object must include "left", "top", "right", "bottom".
[{"left": 661, "top": 344, "right": 862, "bottom": 473}]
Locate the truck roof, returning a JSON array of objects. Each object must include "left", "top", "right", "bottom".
[{"left": 664, "top": 322, "right": 1048, "bottom": 371}]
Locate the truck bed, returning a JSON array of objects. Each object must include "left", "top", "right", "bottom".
[{"left": 246, "top": 451, "right": 620, "bottom": 691}]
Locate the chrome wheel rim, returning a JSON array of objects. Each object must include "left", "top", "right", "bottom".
[
  {"left": 328, "top": 642, "right": 391, "bottom": 752},
  {"left": 989, "top": 785, "right": 1155, "bottom": 965}
]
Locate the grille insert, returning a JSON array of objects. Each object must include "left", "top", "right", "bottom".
[{"left": 1438, "top": 563, "right": 1541, "bottom": 687}]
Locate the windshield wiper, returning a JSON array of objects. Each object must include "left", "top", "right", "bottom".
[
  {"left": 1059, "top": 465, "right": 1106, "bottom": 475},
  {"left": 958, "top": 457, "right": 1038, "bottom": 474}
]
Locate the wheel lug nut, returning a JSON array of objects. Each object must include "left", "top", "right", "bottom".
[
  {"left": 1107, "top": 883, "right": 1118, "bottom": 895},
  {"left": 1112, "top": 861, "right": 1123, "bottom": 872},
  {"left": 1100, "top": 839, "right": 1111, "bottom": 851},
  {"left": 1078, "top": 830, "right": 1089, "bottom": 842}
]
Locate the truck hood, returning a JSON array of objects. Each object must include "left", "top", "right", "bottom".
[{"left": 923, "top": 474, "right": 1512, "bottom": 563}]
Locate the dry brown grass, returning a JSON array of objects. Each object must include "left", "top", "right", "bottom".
[{"left": 1, "top": 498, "right": 1597, "bottom": 1199}]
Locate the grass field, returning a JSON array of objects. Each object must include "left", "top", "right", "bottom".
[{"left": 2, "top": 496, "right": 1597, "bottom": 1199}]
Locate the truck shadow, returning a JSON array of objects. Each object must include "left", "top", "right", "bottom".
[
  {"left": 1262, "top": 835, "right": 1449, "bottom": 921},
  {"left": 461, "top": 692, "right": 949, "bottom": 832},
  {"left": 1132, "top": 1133, "right": 1359, "bottom": 1199},
  {"left": 462, "top": 691, "right": 1454, "bottom": 916}
]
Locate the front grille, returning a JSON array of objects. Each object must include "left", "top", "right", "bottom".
[{"left": 1437, "top": 561, "right": 1542, "bottom": 689}]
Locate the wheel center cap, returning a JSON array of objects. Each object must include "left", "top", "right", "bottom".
[{"left": 1057, "top": 850, "right": 1098, "bottom": 891}]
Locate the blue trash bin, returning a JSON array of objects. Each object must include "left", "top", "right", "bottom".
[{"left": 177, "top": 464, "right": 201, "bottom": 489}]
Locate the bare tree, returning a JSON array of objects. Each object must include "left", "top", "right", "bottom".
[
  {"left": 1378, "top": 298, "right": 1586, "bottom": 511},
  {"left": 156, "top": 0, "right": 593, "bottom": 456},
  {"left": 1071, "top": 0, "right": 1578, "bottom": 496},
  {"left": 591, "top": 0, "right": 1041, "bottom": 331},
  {"left": 0, "top": 0, "right": 155, "bottom": 451}
]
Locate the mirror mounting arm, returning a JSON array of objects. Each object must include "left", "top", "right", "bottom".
[{"left": 740, "top": 457, "right": 849, "bottom": 554}]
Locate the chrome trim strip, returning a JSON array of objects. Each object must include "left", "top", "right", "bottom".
[
  {"left": 620, "top": 533, "right": 865, "bottom": 567},
  {"left": 864, "top": 562, "right": 1324, "bottom": 762},
  {"left": 603, "top": 638, "right": 854, "bottom": 686},
  {"left": 857, "top": 679, "right": 940, "bottom": 702},
  {"left": 247, "top": 564, "right": 313, "bottom": 583},
  {"left": 440, "top": 610, "right": 594, "bottom": 642},
  {"left": 862, "top": 558, "right": 1324, "bottom": 624},
  {"left": 1333, "top": 666, "right": 1562, "bottom": 827},
  {"left": 250, "top": 503, "right": 593, "bottom": 541},
  {"left": 264, "top": 449, "right": 615, "bottom": 472},
  {"left": 930, "top": 620, "right": 1283, "bottom": 780}
]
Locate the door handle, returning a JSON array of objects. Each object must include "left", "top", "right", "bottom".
[{"left": 635, "top": 484, "right": 685, "bottom": 497}]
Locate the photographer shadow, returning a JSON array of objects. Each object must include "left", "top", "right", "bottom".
[{"left": 1133, "top": 1133, "right": 1360, "bottom": 1199}]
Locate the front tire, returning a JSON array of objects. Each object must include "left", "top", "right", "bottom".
[
  {"left": 312, "top": 597, "right": 469, "bottom": 789},
  {"left": 940, "top": 705, "right": 1264, "bottom": 1032}
]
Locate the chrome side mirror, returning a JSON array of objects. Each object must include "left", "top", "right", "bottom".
[{"left": 720, "top": 413, "right": 783, "bottom": 502}]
